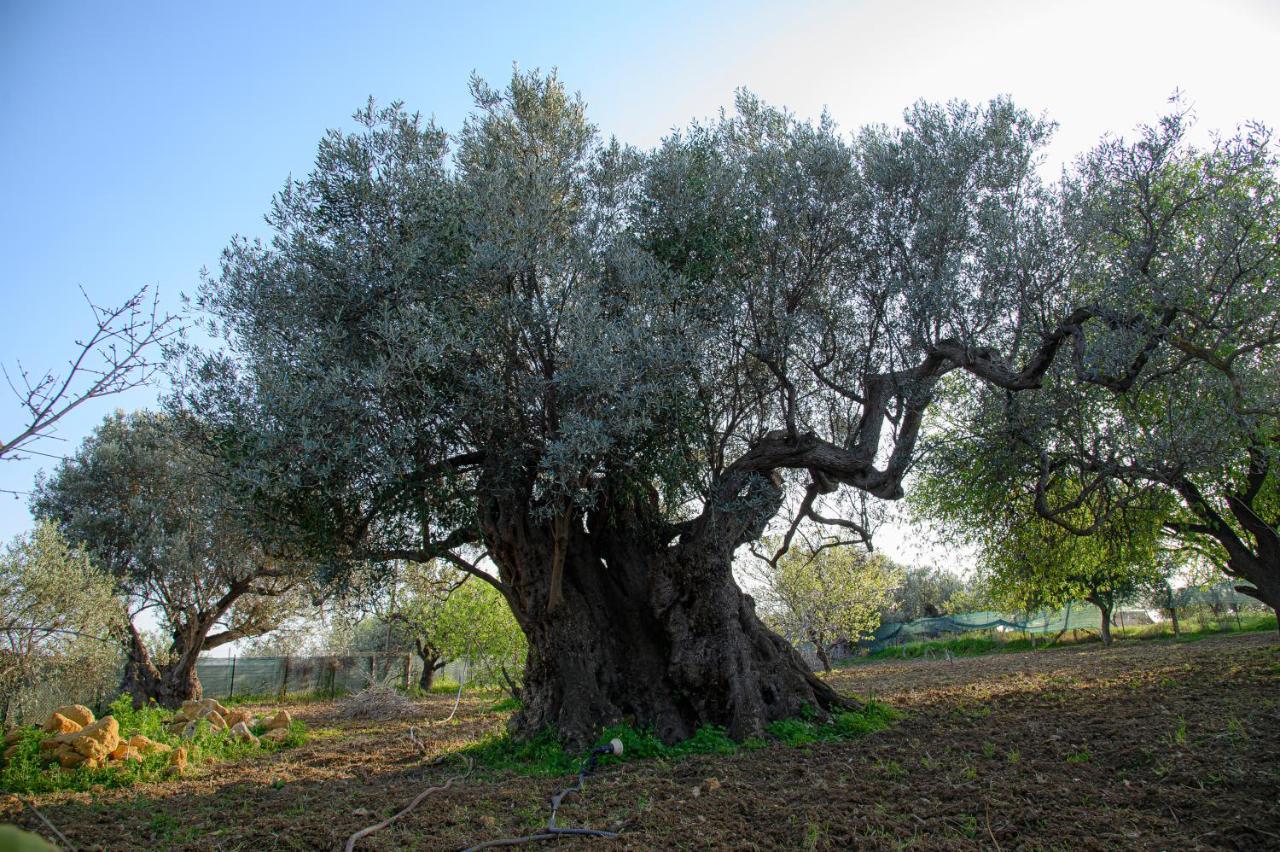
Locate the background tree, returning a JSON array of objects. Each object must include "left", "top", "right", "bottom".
[
  {"left": 184, "top": 72, "right": 1275, "bottom": 745},
  {"left": 885, "top": 565, "right": 969, "bottom": 621},
  {"left": 32, "top": 411, "right": 312, "bottom": 707},
  {"left": 757, "top": 542, "right": 898, "bottom": 671},
  {"left": 0, "top": 521, "right": 122, "bottom": 722},
  {"left": 914, "top": 445, "right": 1168, "bottom": 644},
  {"left": 913, "top": 108, "right": 1280, "bottom": 617}
]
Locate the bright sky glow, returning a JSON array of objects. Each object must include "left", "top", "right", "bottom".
[{"left": 3, "top": 0, "right": 1278, "bottom": 569}]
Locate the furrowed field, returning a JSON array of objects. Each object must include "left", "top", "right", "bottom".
[{"left": 3, "top": 631, "right": 1276, "bottom": 850}]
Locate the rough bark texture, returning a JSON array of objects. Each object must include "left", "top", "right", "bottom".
[
  {"left": 415, "top": 643, "right": 445, "bottom": 692},
  {"left": 480, "top": 471, "right": 853, "bottom": 748},
  {"left": 121, "top": 626, "right": 203, "bottom": 708}
]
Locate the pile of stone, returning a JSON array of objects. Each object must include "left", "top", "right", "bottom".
[
  {"left": 3, "top": 704, "right": 174, "bottom": 771},
  {"left": 165, "top": 698, "right": 292, "bottom": 747},
  {"left": 1, "top": 700, "right": 294, "bottom": 774}
]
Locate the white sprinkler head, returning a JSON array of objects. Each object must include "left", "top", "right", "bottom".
[{"left": 608, "top": 738, "right": 624, "bottom": 756}]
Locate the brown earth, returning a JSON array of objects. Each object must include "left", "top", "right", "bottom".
[{"left": 3, "top": 631, "right": 1277, "bottom": 850}]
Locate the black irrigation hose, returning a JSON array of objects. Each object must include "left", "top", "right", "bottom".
[{"left": 461, "top": 739, "right": 625, "bottom": 851}]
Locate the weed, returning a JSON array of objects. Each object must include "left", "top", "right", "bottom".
[
  {"left": 873, "top": 758, "right": 906, "bottom": 778},
  {"left": 981, "top": 741, "right": 996, "bottom": 759},
  {"left": 1065, "top": 749, "right": 1092, "bottom": 764},
  {"left": 1006, "top": 748, "right": 1021, "bottom": 764},
  {"left": 1172, "top": 716, "right": 1188, "bottom": 746}
]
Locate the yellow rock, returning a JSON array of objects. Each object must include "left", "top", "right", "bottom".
[
  {"left": 41, "top": 713, "right": 83, "bottom": 736},
  {"left": 72, "top": 716, "right": 120, "bottom": 755},
  {"left": 205, "top": 711, "right": 228, "bottom": 731},
  {"left": 4, "top": 728, "right": 27, "bottom": 745},
  {"left": 263, "top": 710, "right": 291, "bottom": 731},
  {"left": 57, "top": 750, "right": 87, "bottom": 769},
  {"left": 259, "top": 727, "right": 289, "bottom": 745},
  {"left": 229, "top": 721, "right": 259, "bottom": 746},
  {"left": 51, "top": 704, "right": 94, "bottom": 727},
  {"left": 127, "top": 735, "right": 172, "bottom": 755},
  {"left": 73, "top": 737, "right": 111, "bottom": 761},
  {"left": 169, "top": 746, "right": 188, "bottom": 774},
  {"left": 223, "top": 708, "right": 253, "bottom": 727},
  {"left": 109, "top": 743, "right": 142, "bottom": 762},
  {"left": 180, "top": 700, "right": 203, "bottom": 717}
]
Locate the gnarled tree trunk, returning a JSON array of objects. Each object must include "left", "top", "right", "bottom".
[
  {"left": 121, "top": 624, "right": 203, "bottom": 708},
  {"left": 481, "top": 471, "right": 853, "bottom": 748}
]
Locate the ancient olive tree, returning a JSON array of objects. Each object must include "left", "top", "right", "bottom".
[
  {"left": 32, "top": 411, "right": 310, "bottom": 706},
  {"left": 756, "top": 544, "right": 898, "bottom": 670},
  {"left": 912, "top": 109, "right": 1280, "bottom": 618},
  {"left": 184, "top": 72, "right": 1267, "bottom": 745}
]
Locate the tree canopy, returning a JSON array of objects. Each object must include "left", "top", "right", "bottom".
[
  {"left": 32, "top": 411, "right": 312, "bottom": 706},
  {"left": 180, "top": 71, "right": 1280, "bottom": 744}
]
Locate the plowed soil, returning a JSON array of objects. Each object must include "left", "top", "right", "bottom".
[{"left": 4, "top": 631, "right": 1277, "bottom": 850}]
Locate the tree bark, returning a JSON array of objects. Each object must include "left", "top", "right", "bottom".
[
  {"left": 1092, "top": 600, "right": 1114, "bottom": 646},
  {"left": 480, "top": 472, "right": 854, "bottom": 748},
  {"left": 809, "top": 631, "right": 833, "bottom": 673},
  {"left": 120, "top": 624, "right": 203, "bottom": 708},
  {"left": 415, "top": 643, "right": 445, "bottom": 692}
]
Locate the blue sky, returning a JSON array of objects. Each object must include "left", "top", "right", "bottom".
[{"left": 3, "top": 0, "right": 1279, "bottom": 563}]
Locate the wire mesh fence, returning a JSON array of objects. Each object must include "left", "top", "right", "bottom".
[{"left": 0, "top": 651, "right": 480, "bottom": 727}]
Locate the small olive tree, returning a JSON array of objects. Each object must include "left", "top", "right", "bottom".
[
  {"left": 0, "top": 521, "right": 122, "bottom": 721},
  {"left": 758, "top": 544, "right": 898, "bottom": 671}
]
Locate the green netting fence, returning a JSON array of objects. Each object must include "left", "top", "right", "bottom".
[{"left": 862, "top": 583, "right": 1265, "bottom": 653}]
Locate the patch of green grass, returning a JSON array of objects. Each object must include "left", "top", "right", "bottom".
[
  {"left": 223, "top": 688, "right": 346, "bottom": 706},
  {"left": 1065, "top": 749, "right": 1092, "bottom": 764},
  {"left": 487, "top": 696, "right": 523, "bottom": 714},
  {"left": 465, "top": 701, "right": 896, "bottom": 776},
  {"left": 766, "top": 702, "right": 897, "bottom": 746},
  {"left": 0, "top": 695, "right": 307, "bottom": 794}
]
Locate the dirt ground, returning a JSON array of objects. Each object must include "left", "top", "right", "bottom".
[{"left": 3, "top": 631, "right": 1277, "bottom": 850}]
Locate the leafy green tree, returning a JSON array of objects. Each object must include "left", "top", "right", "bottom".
[
  {"left": 0, "top": 521, "right": 122, "bottom": 722},
  {"left": 32, "top": 411, "right": 312, "bottom": 707},
  {"left": 759, "top": 544, "right": 898, "bottom": 671},
  {"left": 181, "top": 71, "right": 1277, "bottom": 744}
]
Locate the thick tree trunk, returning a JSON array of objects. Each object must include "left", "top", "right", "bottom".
[
  {"left": 121, "top": 626, "right": 202, "bottom": 708},
  {"left": 416, "top": 645, "right": 444, "bottom": 692},
  {"left": 481, "top": 473, "right": 854, "bottom": 748}
]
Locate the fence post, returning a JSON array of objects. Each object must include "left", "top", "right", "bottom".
[
  {"left": 228, "top": 655, "right": 237, "bottom": 700},
  {"left": 279, "top": 656, "right": 291, "bottom": 701}
]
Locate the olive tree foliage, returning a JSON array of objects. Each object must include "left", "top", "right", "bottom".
[
  {"left": 755, "top": 543, "right": 898, "bottom": 671},
  {"left": 0, "top": 521, "right": 122, "bottom": 721},
  {"left": 31, "top": 411, "right": 312, "bottom": 707},
  {"left": 912, "top": 107, "right": 1280, "bottom": 618},
  {"left": 180, "top": 71, "right": 1262, "bottom": 745}
]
